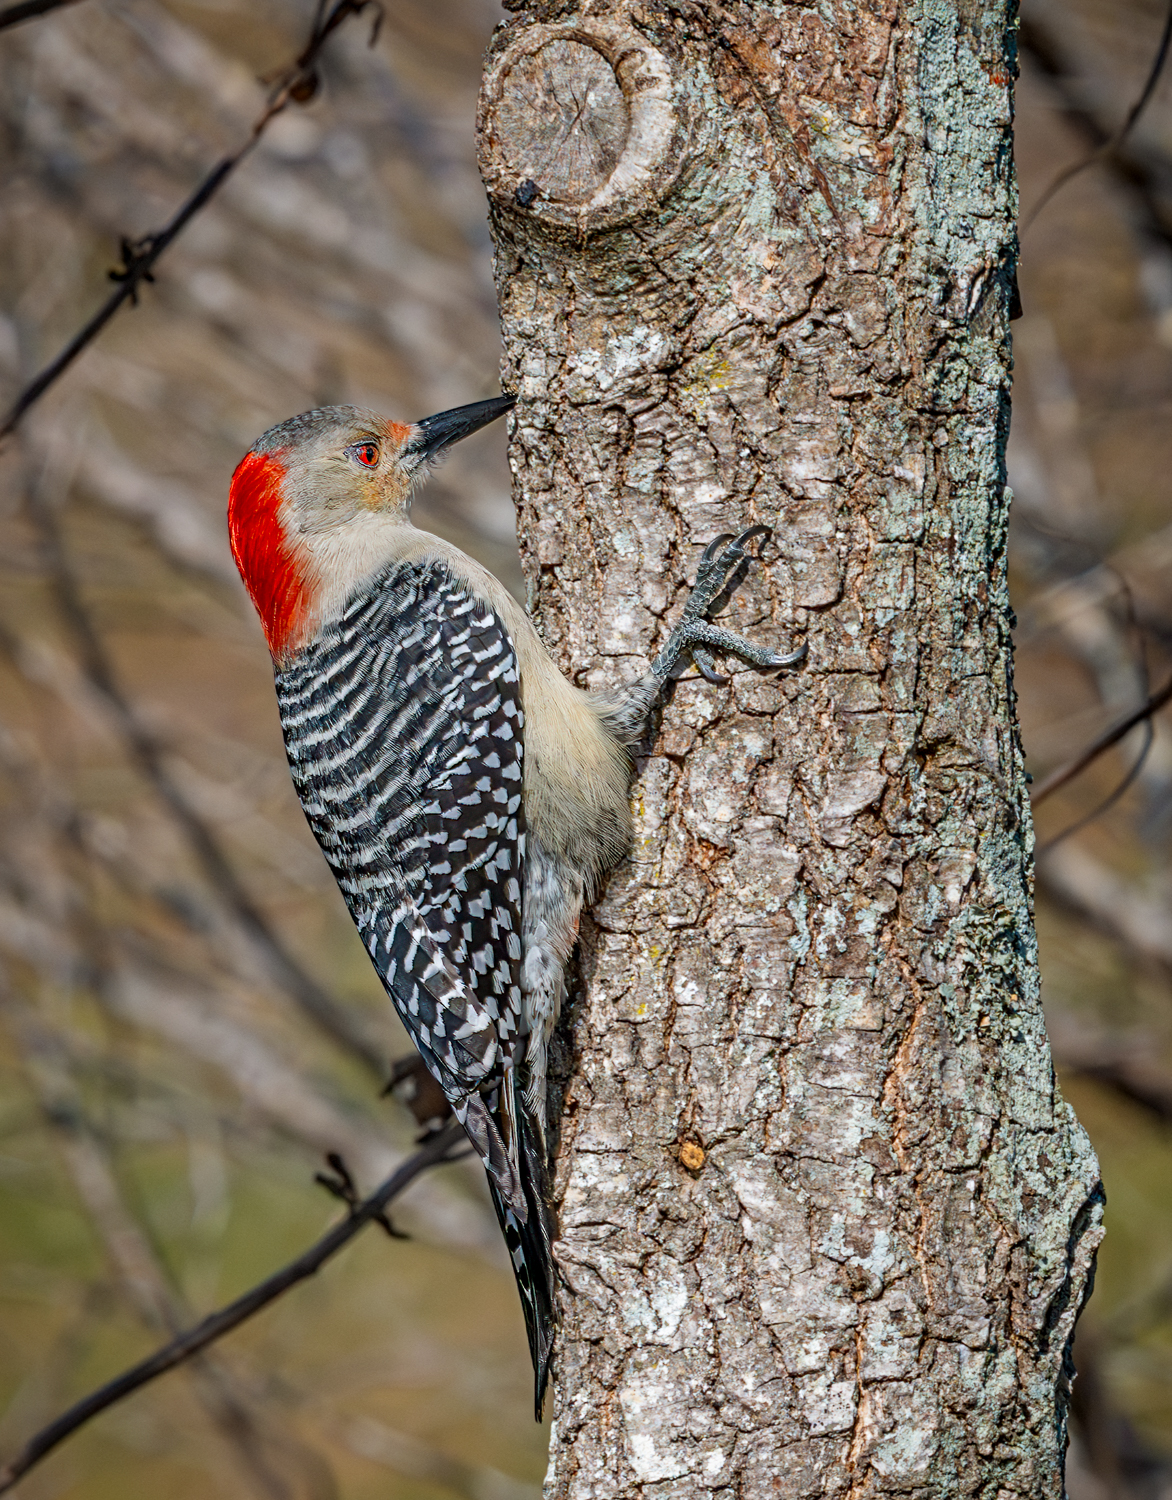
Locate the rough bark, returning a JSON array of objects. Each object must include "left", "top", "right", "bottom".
[{"left": 476, "top": 3, "right": 1103, "bottom": 1495}]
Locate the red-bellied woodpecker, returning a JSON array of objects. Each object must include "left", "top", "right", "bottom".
[{"left": 227, "top": 395, "right": 805, "bottom": 1418}]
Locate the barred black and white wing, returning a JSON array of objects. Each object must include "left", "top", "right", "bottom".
[
  {"left": 274, "top": 559, "right": 527, "bottom": 1199},
  {"left": 276, "top": 556, "right": 556, "bottom": 1412}
]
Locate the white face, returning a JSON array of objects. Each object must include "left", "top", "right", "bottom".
[
  {"left": 275, "top": 409, "right": 420, "bottom": 540},
  {"left": 271, "top": 412, "right": 422, "bottom": 629}
]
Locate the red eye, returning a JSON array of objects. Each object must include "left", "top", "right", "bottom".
[{"left": 349, "top": 441, "right": 379, "bottom": 468}]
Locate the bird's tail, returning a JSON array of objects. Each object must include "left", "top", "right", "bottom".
[
  {"left": 486, "top": 1081, "right": 556, "bottom": 1421},
  {"left": 457, "top": 1092, "right": 525, "bottom": 1215}
]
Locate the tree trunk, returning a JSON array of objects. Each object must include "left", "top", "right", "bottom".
[{"left": 476, "top": 4, "right": 1104, "bottom": 1495}]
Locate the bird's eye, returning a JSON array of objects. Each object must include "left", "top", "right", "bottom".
[{"left": 348, "top": 441, "right": 380, "bottom": 468}]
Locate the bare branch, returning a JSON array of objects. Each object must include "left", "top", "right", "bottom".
[
  {"left": 0, "top": 0, "right": 84, "bottom": 31},
  {"left": 0, "top": 1119, "right": 466, "bottom": 1496},
  {"left": 0, "top": 732, "right": 497, "bottom": 1258},
  {"left": 1023, "top": 0, "right": 1172, "bottom": 230},
  {"left": 0, "top": 0, "right": 379, "bottom": 444},
  {"left": 1019, "top": 8, "right": 1172, "bottom": 252},
  {"left": 7, "top": 1001, "right": 306, "bottom": 1500},
  {"left": 1035, "top": 719, "right": 1154, "bottom": 854},
  {"left": 1030, "top": 672, "right": 1172, "bottom": 806}
]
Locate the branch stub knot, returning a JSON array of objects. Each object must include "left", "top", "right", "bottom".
[{"left": 477, "top": 19, "right": 684, "bottom": 232}]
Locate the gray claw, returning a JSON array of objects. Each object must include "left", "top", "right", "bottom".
[
  {"left": 761, "top": 640, "right": 809, "bottom": 670},
  {"left": 687, "top": 527, "right": 769, "bottom": 621},
  {"left": 686, "top": 619, "right": 804, "bottom": 670},
  {"left": 651, "top": 527, "right": 805, "bottom": 684},
  {"left": 709, "top": 526, "right": 771, "bottom": 572},
  {"left": 692, "top": 647, "right": 729, "bottom": 685},
  {"left": 700, "top": 532, "right": 736, "bottom": 565}
]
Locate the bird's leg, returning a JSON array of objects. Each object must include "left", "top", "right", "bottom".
[
  {"left": 590, "top": 673, "right": 664, "bottom": 750},
  {"left": 593, "top": 527, "right": 806, "bottom": 748},
  {"left": 651, "top": 526, "right": 807, "bottom": 682}
]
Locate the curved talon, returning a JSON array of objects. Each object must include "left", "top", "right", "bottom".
[
  {"left": 731, "top": 524, "right": 771, "bottom": 552},
  {"left": 693, "top": 526, "right": 771, "bottom": 603},
  {"left": 692, "top": 647, "right": 729, "bottom": 685},
  {"left": 700, "top": 532, "right": 736, "bottom": 564},
  {"left": 661, "top": 529, "right": 806, "bottom": 689},
  {"left": 763, "top": 640, "right": 809, "bottom": 670}
]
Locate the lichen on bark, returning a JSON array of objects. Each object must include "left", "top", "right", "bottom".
[{"left": 477, "top": 1, "right": 1103, "bottom": 1494}]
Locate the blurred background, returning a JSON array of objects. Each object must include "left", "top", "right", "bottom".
[{"left": 1, "top": 0, "right": 1172, "bottom": 1495}]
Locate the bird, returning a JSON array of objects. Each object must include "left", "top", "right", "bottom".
[{"left": 227, "top": 394, "right": 805, "bottom": 1418}]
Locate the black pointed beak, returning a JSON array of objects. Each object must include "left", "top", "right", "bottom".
[{"left": 403, "top": 394, "right": 515, "bottom": 463}]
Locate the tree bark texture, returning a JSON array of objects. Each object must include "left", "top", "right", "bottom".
[{"left": 477, "top": 4, "right": 1104, "bottom": 1496}]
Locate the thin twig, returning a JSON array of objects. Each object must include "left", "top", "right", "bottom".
[
  {"left": 1019, "top": 19, "right": 1172, "bottom": 258},
  {"left": 1023, "top": 0, "right": 1172, "bottom": 231},
  {"left": 1030, "top": 672, "right": 1172, "bottom": 806},
  {"left": 0, "top": 0, "right": 379, "bottom": 444},
  {"left": 1014, "top": 0, "right": 1170, "bottom": 234},
  {"left": 8, "top": 1000, "right": 300, "bottom": 1500},
  {"left": 0, "top": 0, "right": 83, "bottom": 28},
  {"left": 1035, "top": 568, "right": 1156, "bottom": 849},
  {"left": 1036, "top": 719, "right": 1154, "bottom": 854},
  {"left": 0, "top": 1120, "right": 466, "bottom": 1496}
]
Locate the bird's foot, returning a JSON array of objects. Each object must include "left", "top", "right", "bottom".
[{"left": 652, "top": 527, "right": 807, "bottom": 685}]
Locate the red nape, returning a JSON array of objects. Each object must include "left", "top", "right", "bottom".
[{"left": 228, "top": 451, "right": 310, "bottom": 661}]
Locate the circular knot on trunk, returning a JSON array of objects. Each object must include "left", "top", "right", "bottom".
[{"left": 477, "top": 19, "right": 684, "bottom": 233}]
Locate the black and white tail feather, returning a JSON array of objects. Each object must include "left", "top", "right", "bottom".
[
  {"left": 488, "top": 1071, "right": 557, "bottom": 1417},
  {"left": 275, "top": 557, "right": 557, "bottom": 1414}
]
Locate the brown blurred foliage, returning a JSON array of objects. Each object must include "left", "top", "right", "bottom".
[
  {"left": 1015, "top": 2, "right": 1172, "bottom": 1494},
  {"left": 0, "top": 0, "right": 544, "bottom": 1496},
  {"left": 4, "top": 0, "right": 1172, "bottom": 1495}
]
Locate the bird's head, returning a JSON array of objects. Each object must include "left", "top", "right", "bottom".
[{"left": 228, "top": 395, "right": 513, "bottom": 663}]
